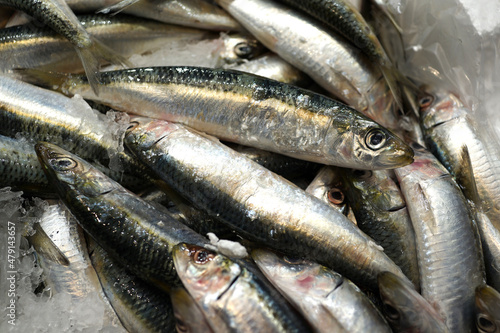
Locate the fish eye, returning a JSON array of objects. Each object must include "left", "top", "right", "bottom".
[
  {"left": 382, "top": 302, "right": 400, "bottom": 321},
  {"left": 50, "top": 157, "right": 77, "bottom": 171},
  {"left": 418, "top": 95, "right": 434, "bottom": 109},
  {"left": 365, "top": 129, "right": 387, "bottom": 150},
  {"left": 126, "top": 121, "right": 140, "bottom": 131},
  {"left": 234, "top": 42, "right": 254, "bottom": 59},
  {"left": 327, "top": 188, "right": 345, "bottom": 205},
  {"left": 352, "top": 170, "right": 373, "bottom": 179},
  {"left": 477, "top": 314, "right": 496, "bottom": 333},
  {"left": 193, "top": 248, "right": 215, "bottom": 264}
]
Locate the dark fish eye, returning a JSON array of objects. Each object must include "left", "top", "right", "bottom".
[
  {"left": 352, "top": 169, "right": 373, "bottom": 179},
  {"left": 327, "top": 188, "right": 345, "bottom": 205},
  {"left": 365, "top": 129, "right": 387, "bottom": 150},
  {"left": 193, "top": 249, "right": 215, "bottom": 264},
  {"left": 418, "top": 95, "right": 434, "bottom": 109},
  {"left": 50, "top": 157, "right": 77, "bottom": 171},
  {"left": 126, "top": 121, "right": 140, "bottom": 131},
  {"left": 382, "top": 302, "right": 400, "bottom": 321},
  {"left": 234, "top": 42, "right": 254, "bottom": 59},
  {"left": 477, "top": 314, "right": 496, "bottom": 333}
]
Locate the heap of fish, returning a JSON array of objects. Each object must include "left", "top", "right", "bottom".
[{"left": 0, "top": 0, "right": 499, "bottom": 332}]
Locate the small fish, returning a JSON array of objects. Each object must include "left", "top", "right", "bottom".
[
  {"left": 394, "top": 143, "right": 485, "bottom": 333},
  {"left": 173, "top": 243, "right": 313, "bottom": 333},
  {"left": 170, "top": 288, "right": 214, "bottom": 333},
  {"left": 340, "top": 168, "right": 420, "bottom": 288},
  {"left": 0, "top": 0, "right": 129, "bottom": 93},
  {"left": 252, "top": 249, "right": 391, "bottom": 333},
  {"left": 89, "top": 241, "right": 177, "bottom": 333},
  {"left": 19, "top": 66, "right": 414, "bottom": 169},
  {"left": 124, "top": 117, "right": 412, "bottom": 290},
  {"left": 35, "top": 142, "right": 209, "bottom": 290},
  {"left": 475, "top": 285, "right": 500, "bottom": 333},
  {"left": 377, "top": 271, "right": 449, "bottom": 333}
]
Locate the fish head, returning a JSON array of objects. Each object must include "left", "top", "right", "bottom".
[
  {"left": 217, "top": 33, "right": 265, "bottom": 66},
  {"left": 252, "top": 249, "right": 341, "bottom": 299},
  {"left": 124, "top": 116, "right": 181, "bottom": 153},
  {"left": 343, "top": 169, "right": 405, "bottom": 213},
  {"left": 306, "top": 167, "right": 347, "bottom": 214},
  {"left": 173, "top": 243, "right": 241, "bottom": 304},
  {"left": 378, "top": 271, "right": 448, "bottom": 333},
  {"left": 336, "top": 116, "right": 414, "bottom": 169},
  {"left": 418, "top": 89, "right": 468, "bottom": 131},
  {"left": 170, "top": 288, "right": 215, "bottom": 333},
  {"left": 475, "top": 286, "right": 500, "bottom": 333},
  {"left": 35, "top": 142, "right": 118, "bottom": 198}
]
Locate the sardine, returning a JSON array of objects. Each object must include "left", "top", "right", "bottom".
[
  {"left": 252, "top": 249, "right": 391, "bottom": 333},
  {"left": 93, "top": 0, "right": 242, "bottom": 31},
  {"left": 173, "top": 243, "right": 313, "bottom": 333},
  {"left": 124, "top": 117, "right": 412, "bottom": 290},
  {"left": 27, "top": 202, "right": 126, "bottom": 331},
  {"left": 170, "top": 288, "right": 214, "bottom": 333},
  {"left": 340, "top": 168, "right": 420, "bottom": 288},
  {"left": 215, "top": 0, "right": 400, "bottom": 131},
  {"left": 89, "top": 241, "right": 176, "bottom": 333},
  {"left": 19, "top": 66, "right": 413, "bottom": 169},
  {"left": 0, "top": 76, "right": 147, "bottom": 187},
  {"left": 0, "top": 0, "right": 129, "bottom": 92},
  {"left": 0, "top": 14, "right": 211, "bottom": 74},
  {"left": 377, "top": 271, "right": 449, "bottom": 333},
  {"left": 419, "top": 90, "right": 500, "bottom": 233},
  {"left": 476, "top": 211, "right": 500, "bottom": 291},
  {"left": 394, "top": 143, "right": 485, "bottom": 333},
  {"left": 35, "top": 142, "right": 209, "bottom": 290},
  {"left": 475, "top": 285, "right": 500, "bottom": 333}
]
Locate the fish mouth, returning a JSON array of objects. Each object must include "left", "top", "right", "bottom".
[{"left": 374, "top": 141, "right": 414, "bottom": 169}]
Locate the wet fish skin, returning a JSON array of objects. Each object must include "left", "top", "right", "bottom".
[
  {"left": 173, "top": 243, "right": 313, "bottom": 333},
  {"left": 377, "top": 272, "right": 449, "bottom": 333},
  {"left": 20, "top": 66, "right": 413, "bottom": 169},
  {"left": 475, "top": 285, "right": 500, "bottom": 333},
  {"left": 35, "top": 141, "right": 209, "bottom": 290},
  {"left": 419, "top": 89, "right": 500, "bottom": 233},
  {"left": 394, "top": 143, "right": 485, "bottom": 333},
  {"left": 252, "top": 249, "right": 391, "bottom": 333},
  {"left": 89, "top": 241, "right": 176, "bottom": 333},
  {"left": 170, "top": 288, "right": 214, "bottom": 333},
  {"left": 215, "top": 0, "right": 400, "bottom": 131},
  {"left": 0, "top": 14, "right": 211, "bottom": 74},
  {"left": 124, "top": 117, "right": 412, "bottom": 291},
  {"left": 340, "top": 168, "right": 420, "bottom": 289},
  {"left": 476, "top": 211, "right": 500, "bottom": 291}
]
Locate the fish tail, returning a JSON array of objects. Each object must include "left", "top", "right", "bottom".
[
  {"left": 14, "top": 68, "right": 71, "bottom": 92},
  {"left": 76, "top": 37, "right": 132, "bottom": 95}
]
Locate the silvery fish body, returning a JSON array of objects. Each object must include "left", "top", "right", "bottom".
[
  {"left": 124, "top": 117, "right": 412, "bottom": 290},
  {"left": 394, "top": 143, "right": 485, "bottom": 333},
  {"left": 215, "top": 0, "right": 400, "bottom": 131},
  {"left": 90, "top": 242, "right": 176, "bottom": 333},
  {"left": 0, "top": 14, "right": 210, "bottom": 74},
  {"left": 341, "top": 168, "right": 419, "bottom": 289},
  {"left": 28, "top": 202, "right": 126, "bottom": 332},
  {"left": 419, "top": 90, "right": 500, "bottom": 233},
  {"left": 173, "top": 243, "right": 313, "bottom": 333},
  {"left": 252, "top": 249, "right": 391, "bottom": 333},
  {"left": 23, "top": 66, "right": 413, "bottom": 169},
  {"left": 35, "top": 142, "right": 209, "bottom": 290},
  {"left": 476, "top": 212, "right": 500, "bottom": 291}
]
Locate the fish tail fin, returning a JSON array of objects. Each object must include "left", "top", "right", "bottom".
[
  {"left": 97, "top": 0, "right": 140, "bottom": 14},
  {"left": 76, "top": 37, "right": 132, "bottom": 95},
  {"left": 14, "top": 68, "right": 71, "bottom": 92}
]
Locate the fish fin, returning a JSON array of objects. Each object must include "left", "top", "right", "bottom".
[
  {"left": 76, "top": 37, "right": 132, "bottom": 95},
  {"left": 380, "top": 64, "right": 403, "bottom": 113},
  {"left": 97, "top": 0, "right": 140, "bottom": 14},
  {"left": 456, "top": 144, "right": 481, "bottom": 207},
  {"left": 28, "top": 223, "right": 70, "bottom": 266},
  {"left": 14, "top": 68, "right": 70, "bottom": 92}
]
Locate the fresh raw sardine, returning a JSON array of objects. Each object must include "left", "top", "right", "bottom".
[
  {"left": 124, "top": 117, "right": 412, "bottom": 290},
  {"left": 19, "top": 66, "right": 414, "bottom": 169}
]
